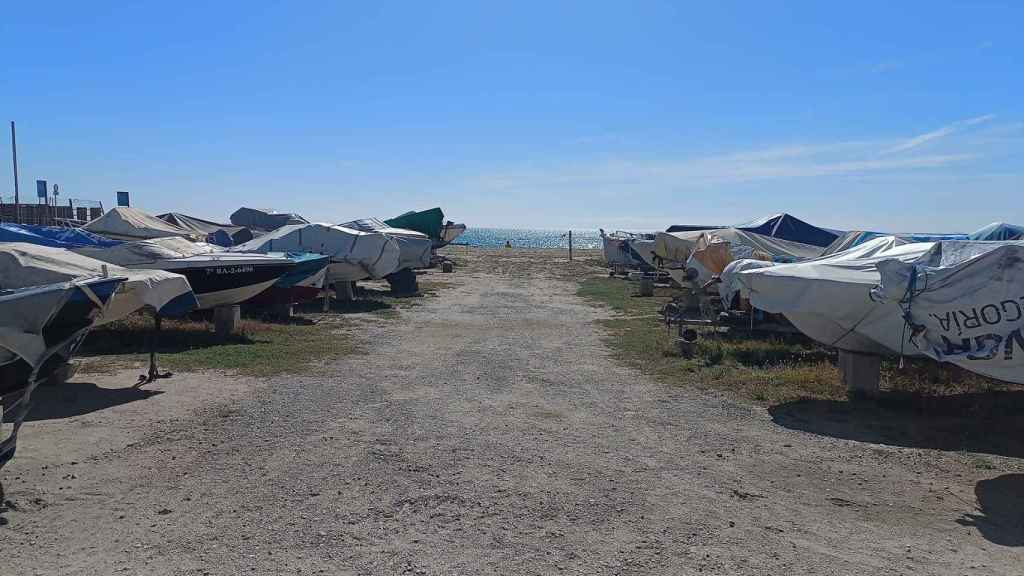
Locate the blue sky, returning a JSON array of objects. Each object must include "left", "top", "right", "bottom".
[{"left": 1, "top": 1, "right": 1021, "bottom": 232}]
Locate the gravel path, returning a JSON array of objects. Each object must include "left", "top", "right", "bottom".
[{"left": 1, "top": 253, "right": 1022, "bottom": 575}]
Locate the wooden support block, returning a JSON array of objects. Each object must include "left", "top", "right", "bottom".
[
  {"left": 214, "top": 305, "right": 241, "bottom": 339},
  {"left": 387, "top": 268, "right": 418, "bottom": 295},
  {"left": 638, "top": 277, "right": 655, "bottom": 297},
  {"left": 273, "top": 302, "right": 293, "bottom": 321},
  {"left": 839, "top": 350, "right": 881, "bottom": 399},
  {"left": 337, "top": 281, "right": 355, "bottom": 301}
]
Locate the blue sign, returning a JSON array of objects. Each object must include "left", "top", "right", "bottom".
[
  {"left": 116, "top": 191, "right": 130, "bottom": 207},
  {"left": 36, "top": 180, "right": 47, "bottom": 199}
]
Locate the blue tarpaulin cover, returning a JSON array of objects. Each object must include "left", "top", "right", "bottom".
[
  {"left": 734, "top": 213, "right": 839, "bottom": 248},
  {"left": 0, "top": 224, "right": 122, "bottom": 249}
]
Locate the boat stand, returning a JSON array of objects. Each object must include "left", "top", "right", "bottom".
[{"left": 136, "top": 314, "right": 172, "bottom": 387}]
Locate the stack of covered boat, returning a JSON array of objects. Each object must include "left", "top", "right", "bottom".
[
  {"left": 647, "top": 213, "right": 836, "bottom": 287},
  {"left": 0, "top": 204, "right": 465, "bottom": 476},
  {"left": 232, "top": 223, "right": 401, "bottom": 284}
]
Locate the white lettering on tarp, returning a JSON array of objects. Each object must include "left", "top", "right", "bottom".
[
  {"left": 928, "top": 296, "right": 1024, "bottom": 336},
  {"left": 204, "top": 265, "right": 256, "bottom": 275}
]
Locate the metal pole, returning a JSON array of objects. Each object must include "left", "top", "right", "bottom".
[
  {"left": 10, "top": 121, "right": 19, "bottom": 205},
  {"left": 569, "top": 230, "right": 573, "bottom": 261}
]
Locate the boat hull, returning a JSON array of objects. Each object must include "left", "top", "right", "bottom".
[
  {"left": 171, "top": 263, "right": 294, "bottom": 309},
  {"left": 1, "top": 277, "right": 124, "bottom": 469},
  {"left": 245, "top": 262, "right": 328, "bottom": 307}
]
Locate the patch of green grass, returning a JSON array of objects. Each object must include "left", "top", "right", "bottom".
[
  {"left": 78, "top": 313, "right": 358, "bottom": 377},
  {"left": 578, "top": 277, "right": 1013, "bottom": 405}
]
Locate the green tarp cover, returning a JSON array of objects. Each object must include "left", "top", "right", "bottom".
[{"left": 385, "top": 208, "right": 445, "bottom": 240}]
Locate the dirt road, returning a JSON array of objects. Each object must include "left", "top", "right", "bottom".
[{"left": 2, "top": 250, "right": 1021, "bottom": 574}]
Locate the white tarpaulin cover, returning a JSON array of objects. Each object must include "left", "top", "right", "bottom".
[
  {"left": 339, "top": 218, "right": 432, "bottom": 270},
  {"left": 231, "top": 223, "right": 401, "bottom": 282},
  {"left": 736, "top": 236, "right": 926, "bottom": 355},
  {"left": 718, "top": 259, "right": 776, "bottom": 307},
  {"left": 0, "top": 282, "right": 83, "bottom": 369},
  {"left": 600, "top": 231, "right": 652, "bottom": 268},
  {"left": 83, "top": 207, "right": 196, "bottom": 241},
  {"left": 872, "top": 241, "right": 1024, "bottom": 384},
  {"left": 73, "top": 236, "right": 220, "bottom": 266},
  {"left": 655, "top": 228, "right": 824, "bottom": 265},
  {"left": 0, "top": 243, "right": 197, "bottom": 324}
]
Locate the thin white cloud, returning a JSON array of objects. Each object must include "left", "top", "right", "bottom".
[
  {"left": 463, "top": 141, "right": 976, "bottom": 195},
  {"left": 885, "top": 114, "right": 995, "bottom": 154}
]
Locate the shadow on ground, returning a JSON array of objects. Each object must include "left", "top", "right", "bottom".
[
  {"left": 769, "top": 391, "right": 1024, "bottom": 458},
  {"left": 16, "top": 381, "right": 163, "bottom": 422},
  {"left": 79, "top": 327, "right": 256, "bottom": 357},
  {"left": 957, "top": 474, "right": 1024, "bottom": 547},
  {"left": 294, "top": 298, "right": 395, "bottom": 315}
]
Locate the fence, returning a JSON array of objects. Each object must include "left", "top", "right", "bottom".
[{"left": 0, "top": 198, "right": 104, "bottom": 225}]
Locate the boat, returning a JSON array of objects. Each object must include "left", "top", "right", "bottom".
[
  {"left": 871, "top": 240, "right": 1024, "bottom": 384},
  {"left": 0, "top": 242, "right": 198, "bottom": 323},
  {"left": 822, "top": 230, "right": 967, "bottom": 256},
  {"left": 968, "top": 222, "right": 1024, "bottom": 241},
  {"left": 0, "top": 223, "right": 122, "bottom": 249},
  {"left": 735, "top": 236, "right": 936, "bottom": 355},
  {"left": 229, "top": 207, "right": 308, "bottom": 233},
  {"left": 74, "top": 237, "right": 293, "bottom": 309},
  {"left": 156, "top": 212, "right": 255, "bottom": 246},
  {"left": 82, "top": 206, "right": 198, "bottom": 241},
  {"left": 1, "top": 276, "right": 125, "bottom": 470},
  {"left": 384, "top": 207, "right": 466, "bottom": 248},
  {"left": 439, "top": 222, "right": 467, "bottom": 246},
  {"left": 338, "top": 218, "right": 432, "bottom": 270},
  {"left": 732, "top": 213, "right": 840, "bottom": 248},
  {"left": 659, "top": 228, "right": 825, "bottom": 287},
  {"left": 600, "top": 230, "right": 657, "bottom": 270},
  {"left": 242, "top": 252, "right": 330, "bottom": 307},
  {"left": 230, "top": 223, "right": 400, "bottom": 285}
]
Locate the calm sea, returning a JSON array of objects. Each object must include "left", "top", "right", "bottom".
[{"left": 458, "top": 228, "right": 603, "bottom": 249}]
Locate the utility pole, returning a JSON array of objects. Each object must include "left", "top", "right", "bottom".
[{"left": 10, "top": 121, "right": 20, "bottom": 205}]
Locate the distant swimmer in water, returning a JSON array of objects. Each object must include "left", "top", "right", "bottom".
[{"left": 505, "top": 240, "right": 512, "bottom": 248}]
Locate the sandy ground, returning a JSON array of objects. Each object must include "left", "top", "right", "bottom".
[{"left": 1, "top": 247, "right": 1022, "bottom": 575}]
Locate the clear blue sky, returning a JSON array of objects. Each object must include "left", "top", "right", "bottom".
[{"left": 1, "top": 1, "right": 1021, "bottom": 232}]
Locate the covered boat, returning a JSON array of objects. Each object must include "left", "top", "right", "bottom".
[
  {"left": 968, "top": 222, "right": 1024, "bottom": 242},
  {"left": 385, "top": 208, "right": 444, "bottom": 240},
  {"left": 339, "top": 218, "right": 432, "bottom": 270},
  {"left": 0, "top": 243, "right": 198, "bottom": 324},
  {"left": 439, "top": 223, "right": 467, "bottom": 246},
  {"left": 230, "top": 207, "right": 308, "bottom": 232},
  {"left": 600, "top": 230, "right": 658, "bottom": 270},
  {"left": 384, "top": 207, "right": 466, "bottom": 248},
  {"left": 822, "top": 230, "right": 968, "bottom": 256},
  {"left": 83, "top": 207, "right": 196, "bottom": 241},
  {"left": 157, "top": 212, "right": 255, "bottom": 246},
  {"left": 717, "top": 259, "right": 777, "bottom": 309},
  {"left": 231, "top": 223, "right": 400, "bottom": 284},
  {"left": 74, "top": 237, "right": 293, "bottom": 309},
  {"left": 736, "top": 236, "right": 931, "bottom": 354},
  {"left": 0, "top": 223, "right": 121, "bottom": 249},
  {"left": 872, "top": 241, "right": 1024, "bottom": 384},
  {"left": 1, "top": 276, "right": 124, "bottom": 470},
  {"left": 656, "top": 227, "right": 824, "bottom": 270},
  {"left": 734, "top": 213, "right": 839, "bottom": 248}
]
